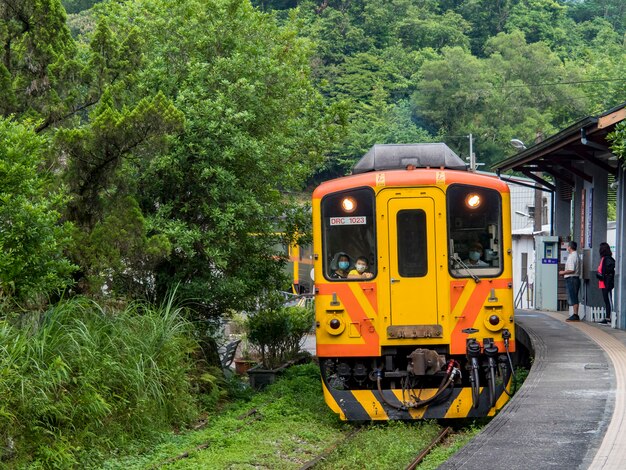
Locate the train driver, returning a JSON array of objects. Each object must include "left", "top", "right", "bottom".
[
  {"left": 330, "top": 252, "right": 351, "bottom": 279},
  {"left": 465, "top": 242, "right": 489, "bottom": 267},
  {"left": 347, "top": 256, "right": 374, "bottom": 279}
]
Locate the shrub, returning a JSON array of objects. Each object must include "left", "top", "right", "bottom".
[
  {"left": 246, "top": 304, "right": 314, "bottom": 369},
  {"left": 0, "top": 295, "right": 200, "bottom": 467},
  {"left": 0, "top": 117, "right": 76, "bottom": 304}
]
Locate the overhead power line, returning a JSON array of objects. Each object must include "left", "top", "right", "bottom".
[{"left": 502, "top": 78, "right": 626, "bottom": 88}]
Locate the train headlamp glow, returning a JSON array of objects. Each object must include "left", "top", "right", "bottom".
[
  {"left": 341, "top": 197, "right": 357, "bottom": 213},
  {"left": 465, "top": 193, "right": 482, "bottom": 209}
]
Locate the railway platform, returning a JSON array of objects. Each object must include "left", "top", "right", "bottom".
[{"left": 441, "top": 309, "right": 626, "bottom": 470}]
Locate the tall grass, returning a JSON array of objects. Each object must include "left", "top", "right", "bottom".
[{"left": 0, "top": 295, "right": 200, "bottom": 468}]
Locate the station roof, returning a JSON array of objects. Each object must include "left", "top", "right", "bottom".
[{"left": 492, "top": 102, "right": 626, "bottom": 191}]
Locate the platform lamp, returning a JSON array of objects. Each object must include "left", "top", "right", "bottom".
[{"left": 510, "top": 139, "right": 527, "bottom": 151}]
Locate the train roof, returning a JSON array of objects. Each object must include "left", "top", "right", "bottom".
[
  {"left": 312, "top": 167, "right": 510, "bottom": 199},
  {"left": 352, "top": 143, "right": 467, "bottom": 174}
]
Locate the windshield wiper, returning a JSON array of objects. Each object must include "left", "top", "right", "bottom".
[{"left": 452, "top": 254, "right": 481, "bottom": 283}]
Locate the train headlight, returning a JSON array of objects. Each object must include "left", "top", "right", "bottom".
[
  {"left": 484, "top": 313, "right": 504, "bottom": 331},
  {"left": 341, "top": 197, "right": 357, "bottom": 213},
  {"left": 465, "top": 193, "right": 482, "bottom": 209},
  {"left": 326, "top": 317, "right": 345, "bottom": 335}
]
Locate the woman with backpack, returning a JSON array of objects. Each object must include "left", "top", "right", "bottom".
[{"left": 597, "top": 242, "right": 616, "bottom": 325}]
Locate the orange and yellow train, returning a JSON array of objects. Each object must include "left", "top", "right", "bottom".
[{"left": 312, "top": 143, "right": 516, "bottom": 420}]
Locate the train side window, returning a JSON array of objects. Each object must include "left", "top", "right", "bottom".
[
  {"left": 321, "top": 188, "right": 376, "bottom": 281},
  {"left": 397, "top": 210, "right": 427, "bottom": 277},
  {"left": 447, "top": 184, "right": 503, "bottom": 278}
]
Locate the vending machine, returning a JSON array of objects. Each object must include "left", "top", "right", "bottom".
[{"left": 534, "top": 236, "right": 559, "bottom": 311}]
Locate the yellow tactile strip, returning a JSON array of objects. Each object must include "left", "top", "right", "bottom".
[{"left": 549, "top": 313, "right": 626, "bottom": 470}]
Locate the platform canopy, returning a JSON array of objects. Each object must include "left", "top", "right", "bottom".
[
  {"left": 352, "top": 143, "right": 467, "bottom": 174},
  {"left": 492, "top": 102, "right": 626, "bottom": 191}
]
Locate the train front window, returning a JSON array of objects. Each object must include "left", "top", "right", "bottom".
[
  {"left": 447, "top": 184, "right": 503, "bottom": 277},
  {"left": 322, "top": 188, "right": 376, "bottom": 281},
  {"left": 397, "top": 210, "right": 427, "bottom": 277}
]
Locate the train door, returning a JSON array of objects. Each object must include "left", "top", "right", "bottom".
[{"left": 383, "top": 191, "right": 439, "bottom": 326}]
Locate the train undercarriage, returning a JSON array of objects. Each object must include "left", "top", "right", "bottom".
[{"left": 319, "top": 334, "right": 523, "bottom": 420}]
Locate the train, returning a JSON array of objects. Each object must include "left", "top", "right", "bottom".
[{"left": 312, "top": 143, "right": 517, "bottom": 420}]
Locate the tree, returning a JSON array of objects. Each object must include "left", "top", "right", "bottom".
[
  {"left": 61, "top": 0, "right": 103, "bottom": 13},
  {"left": 505, "top": 0, "right": 574, "bottom": 50},
  {"left": 0, "top": 0, "right": 75, "bottom": 121},
  {"left": 412, "top": 31, "right": 590, "bottom": 166},
  {"left": 95, "top": 0, "right": 341, "bottom": 316},
  {"left": 0, "top": 118, "right": 75, "bottom": 302},
  {"left": 55, "top": 90, "right": 184, "bottom": 295},
  {"left": 566, "top": 0, "right": 626, "bottom": 36}
]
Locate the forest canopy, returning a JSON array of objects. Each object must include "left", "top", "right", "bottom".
[{"left": 1, "top": 0, "right": 625, "bottom": 311}]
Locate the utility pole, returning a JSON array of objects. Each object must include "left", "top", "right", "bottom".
[
  {"left": 534, "top": 130, "right": 544, "bottom": 233},
  {"left": 468, "top": 133, "right": 475, "bottom": 171}
]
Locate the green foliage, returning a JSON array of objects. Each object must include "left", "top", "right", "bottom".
[
  {"left": 608, "top": 121, "right": 626, "bottom": 161},
  {"left": 317, "top": 421, "right": 441, "bottom": 470},
  {"left": 84, "top": 0, "right": 343, "bottom": 314},
  {"left": 246, "top": 303, "right": 314, "bottom": 368},
  {"left": 0, "top": 118, "right": 76, "bottom": 302},
  {"left": 62, "top": 0, "right": 104, "bottom": 13},
  {"left": 0, "top": 0, "right": 75, "bottom": 120},
  {"left": 505, "top": 0, "right": 573, "bottom": 50},
  {"left": 567, "top": 0, "right": 626, "bottom": 35},
  {"left": 417, "top": 425, "right": 482, "bottom": 469},
  {"left": 102, "top": 363, "right": 452, "bottom": 469},
  {"left": 101, "top": 363, "right": 341, "bottom": 469},
  {"left": 413, "top": 30, "right": 589, "bottom": 166},
  {"left": 0, "top": 295, "right": 200, "bottom": 467},
  {"left": 54, "top": 90, "right": 183, "bottom": 295}
]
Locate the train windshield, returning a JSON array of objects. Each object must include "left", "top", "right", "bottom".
[
  {"left": 321, "top": 188, "right": 377, "bottom": 281},
  {"left": 447, "top": 184, "right": 503, "bottom": 277}
]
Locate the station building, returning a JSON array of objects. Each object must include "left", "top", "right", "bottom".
[{"left": 494, "top": 101, "right": 626, "bottom": 328}]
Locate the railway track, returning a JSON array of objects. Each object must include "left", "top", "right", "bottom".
[
  {"left": 299, "top": 425, "right": 454, "bottom": 470},
  {"left": 405, "top": 426, "right": 453, "bottom": 470}
]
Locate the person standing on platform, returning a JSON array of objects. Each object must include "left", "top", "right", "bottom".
[
  {"left": 596, "top": 242, "right": 615, "bottom": 325},
  {"left": 560, "top": 241, "right": 581, "bottom": 322}
]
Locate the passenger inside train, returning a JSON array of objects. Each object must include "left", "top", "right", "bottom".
[
  {"left": 322, "top": 188, "right": 377, "bottom": 281},
  {"left": 329, "top": 252, "right": 351, "bottom": 279},
  {"left": 465, "top": 241, "right": 489, "bottom": 267},
  {"left": 448, "top": 185, "right": 502, "bottom": 276},
  {"left": 347, "top": 256, "right": 374, "bottom": 279}
]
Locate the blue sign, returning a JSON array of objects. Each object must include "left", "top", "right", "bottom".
[{"left": 542, "top": 258, "right": 558, "bottom": 264}]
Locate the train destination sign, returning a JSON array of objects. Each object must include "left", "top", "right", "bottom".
[{"left": 329, "top": 216, "right": 367, "bottom": 226}]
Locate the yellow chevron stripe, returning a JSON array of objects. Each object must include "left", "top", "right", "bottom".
[
  {"left": 444, "top": 387, "right": 476, "bottom": 418},
  {"left": 335, "top": 385, "right": 511, "bottom": 420},
  {"left": 351, "top": 390, "right": 389, "bottom": 420}
]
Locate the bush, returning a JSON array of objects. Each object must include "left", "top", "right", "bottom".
[
  {"left": 246, "top": 304, "right": 314, "bottom": 369},
  {"left": 0, "top": 295, "right": 201, "bottom": 467},
  {"left": 0, "top": 117, "right": 76, "bottom": 304}
]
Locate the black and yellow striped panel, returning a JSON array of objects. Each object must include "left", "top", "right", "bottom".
[{"left": 322, "top": 380, "right": 512, "bottom": 420}]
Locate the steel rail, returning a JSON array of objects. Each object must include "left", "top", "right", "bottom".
[
  {"left": 405, "top": 426, "right": 453, "bottom": 470},
  {"left": 299, "top": 427, "right": 363, "bottom": 470}
]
